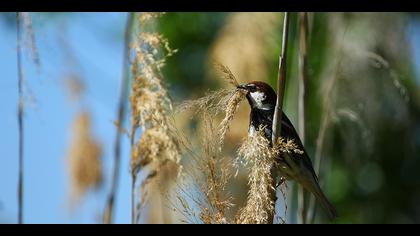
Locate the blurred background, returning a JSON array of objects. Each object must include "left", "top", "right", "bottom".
[{"left": 1, "top": 12, "right": 420, "bottom": 224}]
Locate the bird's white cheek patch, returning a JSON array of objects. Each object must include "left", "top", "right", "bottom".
[{"left": 250, "top": 91, "right": 266, "bottom": 108}]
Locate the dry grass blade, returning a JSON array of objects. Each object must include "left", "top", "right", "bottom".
[
  {"left": 176, "top": 64, "right": 242, "bottom": 117},
  {"left": 175, "top": 88, "right": 235, "bottom": 116}
]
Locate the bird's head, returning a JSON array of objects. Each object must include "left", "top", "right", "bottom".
[{"left": 237, "top": 81, "right": 277, "bottom": 110}]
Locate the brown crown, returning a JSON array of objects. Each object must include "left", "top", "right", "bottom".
[{"left": 247, "top": 81, "right": 277, "bottom": 105}]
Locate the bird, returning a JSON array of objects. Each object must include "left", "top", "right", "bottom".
[{"left": 237, "top": 81, "right": 338, "bottom": 220}]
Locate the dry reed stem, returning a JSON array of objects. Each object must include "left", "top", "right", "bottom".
[
  {"left": 270, "top": 12, "right": 290, "bottom": 224},
  {"left": 16, "top": 12, "right": 24, "bottom": 225},
  {"left": 272, "top": 12, "right": 290, "bottom": 146},
  {"left": 104, "top": 12, "right": 135, "bottom": 224},
  {"left": 67, "top": 111, "right": 103, "bottom": 203}
]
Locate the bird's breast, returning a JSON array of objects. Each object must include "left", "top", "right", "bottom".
[{"left": 249, "top": 108, "right": 274, "bottom": 141}]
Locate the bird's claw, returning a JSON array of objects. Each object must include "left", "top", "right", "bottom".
[{"left": 276, "top": 177, "right": 286, "bottom": 189}]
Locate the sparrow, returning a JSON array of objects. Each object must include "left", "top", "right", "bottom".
[{"left": 237, "top": 81, "right": 338, "bottom": 220}]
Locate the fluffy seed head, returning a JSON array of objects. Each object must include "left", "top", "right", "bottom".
[{"left": 67, "top": 111, "right": 103, "bottom": 204}]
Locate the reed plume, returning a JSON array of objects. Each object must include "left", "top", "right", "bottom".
[
  {"left": 171, "top": 65, "right": 246, "bottom": 224},
  {"left": 196, "top": 113, "right": 235, "bottom": 224},
  {"left": 235, "top": 128, "right": 301, "bottom": 224},
  {"left": 235, "top": 129, "right": 276, "bottom": 224},
  {"left": 129, "top": 12, "right": 180, "bottom": 224},
  {"left": 171, "top": 112, "right": 235, "bottom": 224},
  {"left": 67, "top": 111, "right": 103, "bottom": 204}
]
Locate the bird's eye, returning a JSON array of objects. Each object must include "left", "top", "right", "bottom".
[{"left": 247, "top": 84, "right": 257, "bottom": 92}]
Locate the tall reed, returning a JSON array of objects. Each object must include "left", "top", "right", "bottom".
[
  {"left": 270, "top": 12, "right": 290, "bottom": 224},
  {"left": 103, "top": 12, "right": 135, "bottom": 224},
  {"left": 297, "top": 12, "right": 309, "bottom": 224},
  {"left": 129, "top": 12, "right": 180, "bottom": 224},
  {"left": 16, "top": 12, "right": 24, "bottom": 225}
]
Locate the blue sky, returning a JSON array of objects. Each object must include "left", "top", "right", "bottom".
[{"left": 0, "top": 12, "right": 131, "bottom": 224}]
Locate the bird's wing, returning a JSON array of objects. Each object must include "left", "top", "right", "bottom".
[{"left": 280, "top": 112, "right": 319, "bottom": 181}]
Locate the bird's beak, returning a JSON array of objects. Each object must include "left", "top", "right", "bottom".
[{"left": 237, "top": 84, "right": 248, "bottom": 91}]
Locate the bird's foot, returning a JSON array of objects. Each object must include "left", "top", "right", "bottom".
[{"left": 276, "top": 177, "right": 286, "bottom": 189}]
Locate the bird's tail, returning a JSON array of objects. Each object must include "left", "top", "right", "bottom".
[{"left": 307, "top": 179, "right": 338, "bottom": 220}]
